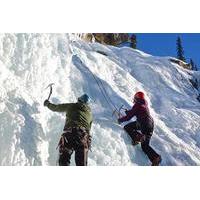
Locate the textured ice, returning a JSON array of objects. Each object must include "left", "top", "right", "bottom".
[{"left": 0, "top": 33, "right": 200, "bottom": 165}]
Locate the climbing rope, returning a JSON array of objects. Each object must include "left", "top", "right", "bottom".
[
  {"left": 75, "top": 54, "right": 121, "bottom": 115},
  {"left": 85, "top": 65, "right": 118, "bottom": 111}
]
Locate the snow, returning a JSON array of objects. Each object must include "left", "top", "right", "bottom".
[{"left": 0, "top": 33, "right": 200, "bottom": 166}]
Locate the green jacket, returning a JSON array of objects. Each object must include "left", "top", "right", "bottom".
[{"left": 47, "top": 101, "right": 93, "bottom": 131}]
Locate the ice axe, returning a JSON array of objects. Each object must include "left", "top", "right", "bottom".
[
  {"left": 112, "top": 104, "right": 126, "bottom": 118},
  {"left": 45, "top": 83, "right": 54, "bottom": 100}
]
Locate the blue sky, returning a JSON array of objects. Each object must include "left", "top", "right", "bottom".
[{"left": 135, "top": 33, "right": 200, "bottom": 69}]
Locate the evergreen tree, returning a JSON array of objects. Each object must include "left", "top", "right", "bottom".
[
  {"left": 176, "top": 36, "right": 186, "bottom": 62},
  {"left": 130, "top": 34, "right": 137, "bottom": 49},
  {"left": 190, "top": 59, "right": 198, "bottom": 71},
  {"left": 190, "top": 59, "right": 195, "bottom": 70}
]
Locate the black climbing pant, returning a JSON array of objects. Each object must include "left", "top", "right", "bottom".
[
  {"left": 58, "top": 127, "right": 91, "bottom": 166},
  {"left": 124, "top": 121, "right": 160, "bottom": 163}
]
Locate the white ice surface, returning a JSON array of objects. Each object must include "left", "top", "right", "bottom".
[{"left": 0, "top": 33, "right": 200, "bottom": 165}]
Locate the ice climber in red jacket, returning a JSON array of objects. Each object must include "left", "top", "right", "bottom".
[{"left": 118, "top": 91, "right": 162, "bottom": 166}]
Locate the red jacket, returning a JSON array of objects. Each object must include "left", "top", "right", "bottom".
[{"left": 118, "top": 99, "right": 153, "bottom": 126}]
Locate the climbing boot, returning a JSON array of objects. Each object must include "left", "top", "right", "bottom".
[{"left": 151, "top": 155, "right": 162, "bottom": 166}]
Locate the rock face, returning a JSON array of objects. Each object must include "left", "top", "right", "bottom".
[
  {"left": 169, "top": 58, "right": 192, "bottom": 70},
  {"left": 83, "top": 33, "right": 129, "bottom": 46},
  {"left": 81, "top": 33, "right": 94, "bottom": 42}
]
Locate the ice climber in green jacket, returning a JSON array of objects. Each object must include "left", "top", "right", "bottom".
[{"left": 44, "top": 94, "right": 93, "bottom": 166}]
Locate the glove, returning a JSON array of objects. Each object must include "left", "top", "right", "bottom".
[
  {"left": 43, "top": 99, "right": 50, "bottom": 107},
  {"left": 117, "top": 118, "right": 122, "bottom": 124}
]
